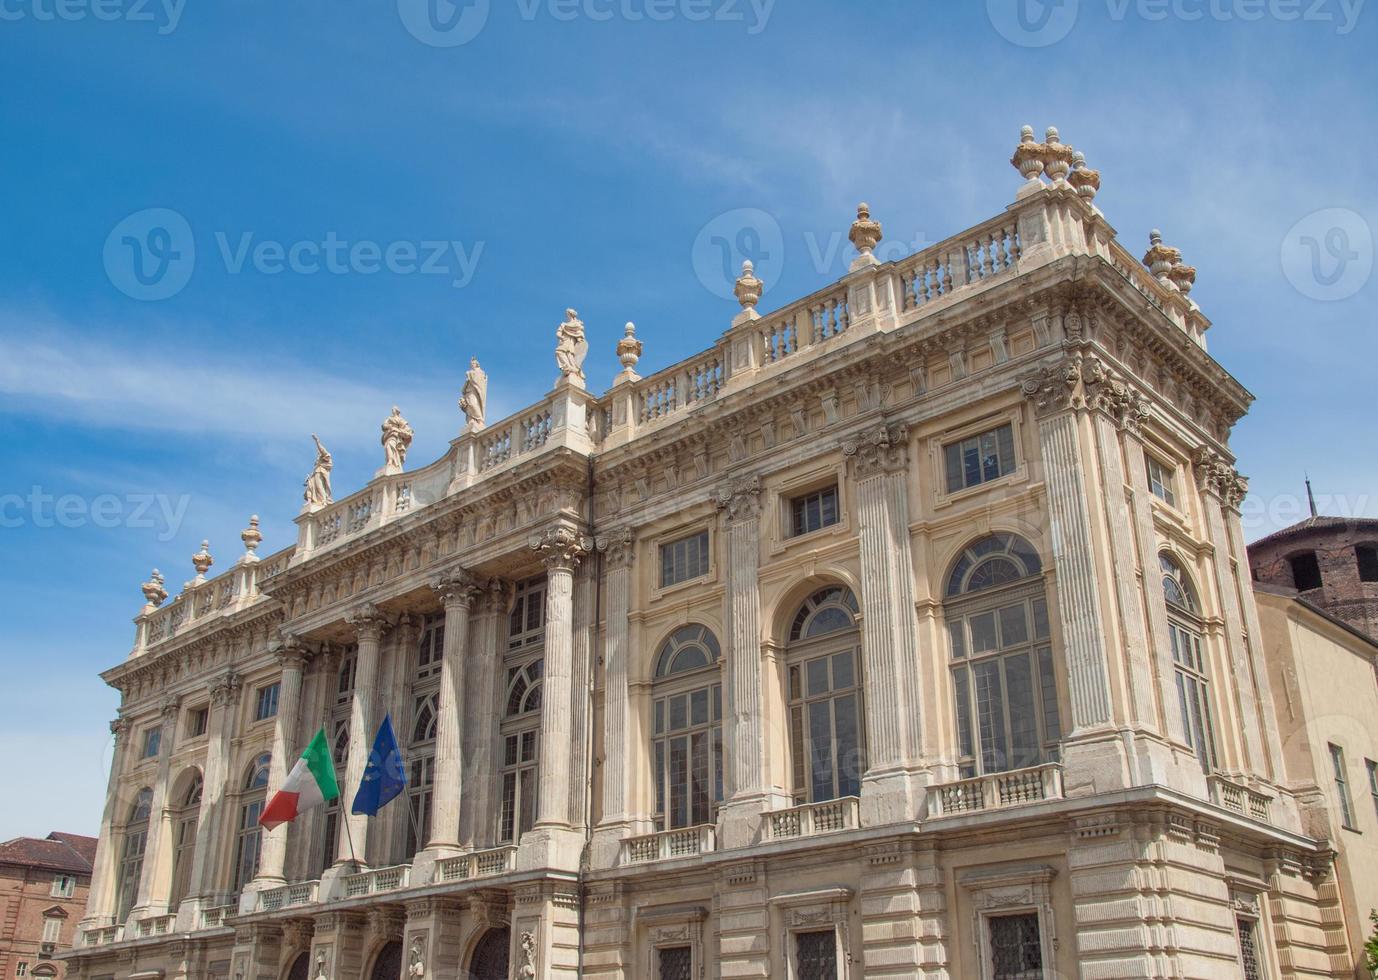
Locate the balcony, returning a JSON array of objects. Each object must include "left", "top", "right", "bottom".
[
  {"left": 765, "top": 797, "right": 860, "bottom": 841},
  {"left": 201, "top": 905, "right": 235, "bottom": 929},
  {"left": 621, "top": 824, "right": 717, "bottom": 865},
  {"left": 258, "top": 880, "right": 319, "bottom": 912},
  {"left": 340, "top": 864, "right": 410, "bottom": 899},
  {"left": 1208, "top": 774, "right": 1273, "bottom": 823},
  {"left": 133, "top": 915, "right": 177, "bottom": 938},
  {"left": 434, "top": 846, "right": 519, "bottom": 883},
  {"left": 926, "top": 763, "right": 1065, "bottom": 818},
  {"left": 82, "top": 926, "right": 121, "bottom": 947}
]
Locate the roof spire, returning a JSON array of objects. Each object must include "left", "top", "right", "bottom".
[{"left": 1306, "top": 475, "right": 1318, "bottom": 518}]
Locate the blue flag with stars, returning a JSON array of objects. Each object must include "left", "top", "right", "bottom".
[{"left": 351, "top": 714, "right": 407, "bottom": 816}]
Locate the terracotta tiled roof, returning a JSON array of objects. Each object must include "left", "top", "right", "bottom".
[{"left": 0, "top": 831, "right": 98, "bottom": 875}]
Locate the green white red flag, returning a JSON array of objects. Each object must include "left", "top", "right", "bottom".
[{"left": 259, "top": 728, "right": 339, "bottom": 830}]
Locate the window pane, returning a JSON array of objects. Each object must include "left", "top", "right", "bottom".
[
  {"left": 953, "top": 667, "right": 974, "bottom": 761},
  {"left": 833, "top": 693, "right": 861, "bottom": 798},
  {"left": 974, "top": 660, "right": 1007, "bottom": 773},
  {"left": 1037, "top": 647, "right": 1061, "bottom": 743},
  {"left": 808, "top": 701, "right": 835, "bottom": 802},
  {"left": 948, "top": 620, "right": 967, "bottom": 659},
  {"left": 831, "top": 651, "right": 855, "bottom": 690},
  {"left": 669, "top": 736, "right": 689, "bottom": 828},
  {"left": 995, "top": 424, "right": 1015, "bottom": 477},
  {"left": 945, "top": 442, "right": 963, "bottom": 493},
  {"left": 790, "top": 705, "right": 806, "bottom": 796},
  {"left": 962, "top": 440, "right": 981, "bottom": 489},
  {"left": 690, "top": 688, "right": 709, "bottom": 726},
  {"left": 999, "top": 604, "right": 1028, "bottom": 647},
  {"left": 1032, "top": 597, "right": 1050, "bottom": 641},
  {"left": 970, "top": 611, "right": 998, "bottom": 654},
  {"left": 690, "top": 731, "right": 710, "bottom": 825},
  {"left": 1004, "top": 653, "right": 1038, "bottom": 769},
  {"left": 806, "top": 657, "right": 831, "bottom": 697},
  {"left": 980, "top": 430, "right": 1001, "bottom": 482},
  {"left": 518, "top": 766, "right": 538, "bottom": 836}
]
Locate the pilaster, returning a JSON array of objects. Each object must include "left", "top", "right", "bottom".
[
  {"left": 337, "top": 602, "right": 390, "bottom": 867},
  {"left": 181, "top": 668, "right": 241, "bottom": 925},
  {"left": 462, "top": 579, "right": 509, "bottom": 851},
  {"left": 82, "top": 715, "right": 135, "bottom": 932},
  {"left": 253, "top": 636, "right": 311, "bottom": 891},
  {"left": 422, "top": 569, "right": 480, "bottom": 864},
  {"left": 132, "top": 692, "right": 181, "bottom": 919},
  {"left": 592, "top": 527, "right": 635, "bottom": 869}
]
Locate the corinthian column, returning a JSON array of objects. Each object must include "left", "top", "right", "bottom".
[
  {"left": 591, "top": 528, "right": 634, "bottom": 865},
  {"left": 133, "top": 693, "right": 181, "bottom": 917},
  {"left": 462, "top": 580, "right": 508, "bottom": 851},
  {"left": 255, "top": 637, "right": 310, "bottom": 885},
  {"left": 427, "top": 569, "right": 481, "bottom": 854},
  {"left": 82, "top": 717, "right": 135, "bottom": 932},
  {"left": 339, "top": 603, "right": 389, "bottom": 866}
]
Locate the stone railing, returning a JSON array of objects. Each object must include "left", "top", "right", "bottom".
[
  {"left": 893, "top": 212, "right": 1022, "bottom": 314},
  {"left": 137, "top": 544, "right": 295, "bottom": 654},
  {"left": 341, "top": 864, "right": 411, "bottom": 899},
  {"left": 621, "top": 824, "right": 717, "bottom": 865},
  {"left": 754, "top": 283, "right": 851, "bottom": 367},
  {"left": 635, "top": 346, "right": 728, "bottom": 425},
  {"left": 134, "top": 914, "right": 178, "bottom": 938},
  {"left": 926, "top": 763, "right": 1065, "bottom": 818},
  {"left": 1208, "top": 775, "right": 1273, "bottom": 823},
  {"left": 82, "top": 925, "right": 122, "bottom": 947},
  {"left": 259, "top": 879, "right": 319, "bottom": 912},
  {"left": 201, "top": 905, "right": 235, "bottom": 929},
  {"left": 765, "top": 796, "right": 860, "bottom": 841},
  {"left": 434, "top": 846, "right": 519, "bottom": 883}
]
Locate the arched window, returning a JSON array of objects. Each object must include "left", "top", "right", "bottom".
[
  {"left": 1162, "top": 553, "right": 1216, "bottom": 772},
  {"left": 944, "top": 535, "right": 1060, "bottom": 778},
  {"left": 786, "top": 588, "right": 864, "bottom": 803},
  {"left": 498, "top": 661, "right": 542, "bottom": 845},
  {"left": 652, "top": 625, "right": 723, "bottom": 830},
  {"left": 169, "top": 773, "right": 202, "bottom": 908},
  {"left": 115, "top": 787, "right": 152, "bottom": 922},
  {"left": 234, "top": 753, "right": 271, "bottom": 892}
]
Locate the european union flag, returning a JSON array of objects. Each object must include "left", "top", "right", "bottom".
[{"left": 351, "top": 714, "right": 407, "bottom": 816}]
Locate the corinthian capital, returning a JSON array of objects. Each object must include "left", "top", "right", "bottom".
[
  {"left": 1194, "top": 446, "right": 1248, "bottom": 510},
  {"left": 595, "top": 527, "right": 635, "bottom": 570},
  {"left": 346, "top": 601, "right": 390, "bottom": 641},
  {"left": 433, "top": 567, "right": 482, "bottom": 610},
  {"left": 530, "top": 525, "right": 592, "bottom": 572},
  {"left": 273, "top": 632, "right": 311, "bottom": 671},
  {"left": 714, "top": 475, "right": 761, "bottom": 522},
  {"left": 158, "top": 694, "right": 181, "bottom": 723},
  {"left": 1082, "top": 358, "right": 1151, "bottom": 433},
  {"left": 209, "top": 671, "right": 242, "bottom": 707},
  {"left": 1021, "top": 354, "right": 1084, "bottom": 418},
  {"left": 110, "top": 716, "right": 131, "bottom": 740},
  {"left": 841, "top": 422, "right": 909, "bottom": 477}
]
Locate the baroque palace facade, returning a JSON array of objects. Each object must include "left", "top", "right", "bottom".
[{"left": 66, "top": 129, "right": 1358, "bottom": 980}]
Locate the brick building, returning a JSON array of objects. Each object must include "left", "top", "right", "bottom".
[
  {"left": 1, "top": 832, "right": 97, "bottom": 980},
  {"left": 1249, "top": 515, "right": 1378, "bottom": 641}
]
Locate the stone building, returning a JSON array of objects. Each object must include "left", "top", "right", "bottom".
[
  {"left": 64, "top": 129, "right": 1367, "bottom": 979},
  {"left": 1249, "top": 514, "right": 1378, "bottom": 642},
  {"left": 1, "top": 831, "right": 97, "bottom": 980}
]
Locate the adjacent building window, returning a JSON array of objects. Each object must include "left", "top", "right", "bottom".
[
  {"left": 49, "top": 875, "right": 75, "bottom": 899},
  {"left": 186, "top": 706, "right": 208, "bottom": 739},
  {"left": 234, "top": 753, "right": 271, "bottom": 891},
  {"left": 140, "top": 728, "right": 161, "bottom": 759},
  {"left": 115, "top": 787, "right": 152, "bottom": 922},
  {"left": 169, "top": 774, "right": 202, "bottom": 909},
  {"left": 1162, "top": 553, "right": 1217, "bottom": 773},
  {"left": 405, "top": 692, "right": 438, "bottom": 857},
  {"left": 253, "top": 683, "right": 280, "bottom": 722},
  {"left": 41, "top": 917, "right": 60, "bottom": 945},
  {"left": 659, "top": 530, "right": 710, "bottom": 588},
  {"left": 16, "top": 963, "right": 28, "bottom": 977},
  {"left": 1330, "top": 743, "right": 1356, "bottom": 831},
  {"left": 945, "top": 534, "right": 1060, "bottom": 778},
  {"left": 416, "top": 614, "right": 445, "bottom": 680},
  {"left": 944, "top": 423, "right": 1016, "bottom": 493},
  {"left": 652, "top": 625, "right": 723, "bottom": 830},
  {"left": 789, "top": 485, "right": 840, "bottom": 538},
  {"left": 498, "top": 659, "right": 542, "bottom": 844},
  {"left": 988, "top": 912, "right": 1044, "bottom": 979},
  {"left": 793, "top": 930, "right": 839, "bottom": 980},
  {"left": 1368, "top": 759, "right": 1378, "bottom": 822},
  {"left": 1145, "top": 452, "right": 1177, "bottom": 507},
  {"left": 1356, "top": 545, "right": 1378, "bottom": 583},
  {"left": 788, "top": 588, "right": 864, "bottom": 802},
  {"left": 1289, "top": 551, "right": 1323, "bottom": 592},
  {"left": 508, "top": 576, "right": 547, "bottom": 650}
]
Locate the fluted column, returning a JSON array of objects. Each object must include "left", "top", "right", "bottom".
[
  {"left": 82, "top": 717, "right": 135, "bottom": 930},
  {"left": 594, "top": 529, "right": 635, "bottom": 838},
  {"left": 339, "top": 603, "right": 389, "bottom": 866},
  {"left": 462, "top": 580, "right": 508, "bottom": 850},
  {"left": 531, "top": 526, "right": 591, "bottom": 830},
  {"left": 185, "top": 671, "right": 241, "bottom": 913},
  {"left": 133, "top": 693, "right": 181, "bottom": 916},
  {"left": 428, "top": 570, "right": 481, "bottom": 853},
  {"left": 718, "top": 477, "right": 765, "bottom": 800},
  {"left": 256, "top": 638, "right": 310, "bottom": 884}
]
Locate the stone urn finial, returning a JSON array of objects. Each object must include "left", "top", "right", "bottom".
[
  {"left": 192, "top": 540, "right": 214, "bottom": 584},
  {"left": 1067, "top": 150, "right": 1101, "bottom": 203},
  {"left": 1011, "top": 124, "right": 1047, "bottom": 183},
  {"left": 734, "top": 259, "right": 763, "bottom": 316},
  {"left": 1167, "top": 256, "right": 1197, "bottom": 296},
  {"left": 848, "top": 202, "right": 883, "bottom": 256},
  {"left": 1042, "top": 126, "right": 1073, "bottom": 184},
  {"left": 1143, "top": 229, "right": 1183, "bottom": 282},
  {"left": 616, "top": 321, "right": 643, "bottom": 378},
  {"left": 241, "top": 515, "right": 263, "bottom": 560},
  {"left": 141, "top": 569, "right": 168, "bottom": 612}
]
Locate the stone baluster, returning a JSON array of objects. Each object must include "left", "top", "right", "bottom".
[
  {"left": 82, "top": 717, "right": 136, "bottom": 931},
  {"left": 255, "top": 638, "right": 310, "bottom": 885},
  {"left": 185, "top": 670, "right": 241, "bottom": 914},
  {"left": 338, "top": 603, "right": 389, "bottom": 866},
  {"left": 427, "top": 570, "right": 481, "bottom": 854},
  {"left": 132, "top": 694, "right": 181, "bottom": 917},
  {"left": 461, "top": 580, "right": 509, "bottom": 851},
  {"left": 592, "top": 529, "right": 635, "bottom": 862}
]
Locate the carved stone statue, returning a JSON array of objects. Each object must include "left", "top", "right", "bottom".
[
  {"left": 406, "top": 936, "right": 425, "bottom": 977},
  {"left": 459, "top": 357, "right": 488, "bottom": 429},
  {"left": 554, "top": 308, "right": 588, "bottom": 385},
  {"left": 379, "top": 406, "right": 414, "bottom": 475},
  {"left": 517, "top": 932, "right": 537, "bottom": 979},
  {"left": 313, "top": 949, "right": 329, "bottom": 980},
  {"left": 304, "top": 434, "right": 333, "bottom": 509}
]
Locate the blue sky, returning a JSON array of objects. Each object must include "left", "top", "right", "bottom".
[{"left": 1, "top": 0, "right": 1374, "bottom": 840}]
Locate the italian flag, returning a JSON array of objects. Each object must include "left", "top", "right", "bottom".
[{"left": 259, "top": 728, "right": 339, "bottom": 830}]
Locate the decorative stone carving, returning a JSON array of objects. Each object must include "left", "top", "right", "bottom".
[
  {"left": 158, "top": 693, "right": 180, "bottom": 723},
  {"left": 1194, "top": 446, "right": 1249, "bottom": 509},
  {"left": 141, "top": 569, "right": 168, "bottom": 612},
  {"left": 1167, "top": 255, "right": 1197, "bottom": 296},
  {"left": 273, "top": 631, "right": 309, "bottom": 670},
  {"left": 109, "top": 716, "right": 130, "bottom": 740},
  {"left": 733, "top": 260, "right": 763, "bottom": 315},
  {"left": 554, "top": 308, "right": 589, "bottom": 384},
  {"left": 595, "top": 526, "right": 635, "bottom": 569},
  {"left": 1010, "top": 125, "right": 1047, "bottom": 183},
  {"left": 1083, "top": 358, "right": 1150, "bottom": 433},
  {"left": 459, "top": 357, "right": 488, "bottom": 430},
  {"left": 304, "top": 434, "right": 333, "bottom": 509},
  {"left": 713, "top": 474, "right": 761, "bottom": 522},
  {"left": 1020, "top": 356, "right": 1083, "bottom": 417},
  {"left": 240, "top": 515, "right": 262, "bottom": 558},
  {"left": 191, "top": 540, "right": 213, "bottom": 584},
  {"left": 530, "top": 525, "right": 593, "bottom": 571},
  {"left": 380, "top": 406, "right": 414, "bottom": 475},
  {"left": 848, "top": 202, "right": 882, "bottom": 256},
  {"left": 345, "top": 601, "right": 389, "bottom": 641},
  {"left": 616, "top": 322, "right": 643, "bottom": 379},
  {"left": 209, "top": 671, "right": 242, "bottom": 707},
  {"left": 406, "top": 935, "right": 425, "bottom": 977},
  {"left": 1068, "top": 151, "right": 1100, "bottom": 202},
  {"left": 840, "top": 422, "right": 909, "bottom": 477},
  {"left": 1142, "top": 229, "right": 1183, "bottom": 282},
  {"left": 433, "top": 568, "right": 481, "bottom": 609},
  {"left": 313, "top": 949, "right": 328, "bottom": 980},
  {"left": 517, "top": 932, "right": 537, "bottom": 979},
  {"left": 1041, "top": 126, "right": 1073, "bottom": 184}
]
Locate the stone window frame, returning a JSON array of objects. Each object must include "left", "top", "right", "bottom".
[
  {"left": 635, "top": 903, "right": 707, "bottom": 980},
  {"left": 184, "top": 703, "right": 210, "bottom": 740},
  {"left": 767, "top": 461, "right": 851, "bottom": 557},
  {"left": 929, "top": 408, "right": 1028, "bottom": 511},
  {"left": 1227, "top": 879, "right": 1277, "bottom": 980},
  {"left": 769, "top": 887, "right": 853, "bottom": 980},
  {"left": 652, "top": 523, "right": 717, "bottom": 599},
  {"left": 1142, "top": 443, "right": 1181, "bottom": 511},
  {"left": 957, "top": 863, "right": 1057, "bottom": 980}
]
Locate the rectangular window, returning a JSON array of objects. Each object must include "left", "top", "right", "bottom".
[
  {"left": 658, "top": 946, "right": 692, "bottom": 980},
  {"left": 50, "top": 874, "right": 75, "bottom": 898},
  {"left": 41, "top": 918, "right": 61, "bottom": 944},
  {"left": 944, "top": 423, "right": 1016, "bottom": 493},
  {"left": 508, "top": 577, "right": 547, "bottom": 649},
  {"left": 1368, "top": 759, "right": 1378, "bottom": 822},
  {"left": 989, "top": 912, "right": 1043, "bottom": 979},
  {"left": 416, "top": 614, "right": 445, "bottom": 679},
  {"left": 789, "top": 485, "right": 840, "bottom": 538},
  {"left": 1170, "top": 621, "right": 1217, "bottom": 773},
  {"left": 653, "top": 684, "right": 723, "bottom": 829},
  {"left": 1237, "top": 917, "right": 1263, "bottom": 980},
  {"left": 794, "top": 930, "right": 838, "bottom": 980},
  {"left": 404, "top": 754, "right": 435, "bottom": 858},
  {"left": 1330, "top": 743, "right": 1356, "bottom": 830},
  {"left": 659, "top": 530, "right": 710, "bottom": 588},
  {"left": 141, "top": 728, "right": 161, "bottom": 759},
  {"left": 16, "top": 964, "right": 28, "bottom": 977},
  {"left": 1357, "top": 546, "right": 1378, "bottom": 583},
  {"left": 498, "top": 728, "right": 539, "bottom": 843},
  {"left": 788, "top": 651, "right": 863, "bottom": 802},
  {"left": 187, "top": 706, "right": 209, "bottom": 738},
  {"left": 254, "top": 682, "right": 280, "bottom": 722},
  {"left": 1145, "top": 452, "right": 1177, "bottom": 507}
]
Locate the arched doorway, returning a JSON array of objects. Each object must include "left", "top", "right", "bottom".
[
  {"left": 284, "top": 952, "right": 309, "bottom": 980},
  {"left": 369, "top": 940, "right": 403, "bottom": 980},
  {"left": 467, "top": 927, "right": 510, "bottom": 980}
]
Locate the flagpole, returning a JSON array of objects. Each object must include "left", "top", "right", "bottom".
[{"left": 341, "top": 805, "right": 360, "bottom": 868}]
